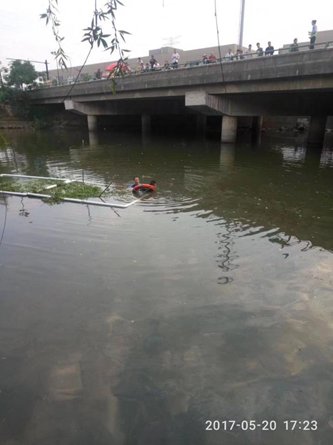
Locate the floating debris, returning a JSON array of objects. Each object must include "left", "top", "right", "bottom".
[{"left": 0, "top": 174, "right": 142, "bottom": 208}]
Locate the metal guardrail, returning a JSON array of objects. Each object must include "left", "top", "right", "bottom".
[{"left": 25, "top": 41, "right": 333, "bottom": 89}]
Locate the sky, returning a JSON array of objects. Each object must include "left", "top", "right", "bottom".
[{"left": 0, "top": 0, "right": 332, "bottom": 72}]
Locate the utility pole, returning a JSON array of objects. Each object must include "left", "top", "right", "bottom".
[
  {"left": 44, "top": 60, "right": 49, "bottom": 80},
  {"left": 239, "top": 0, "right": 246, "bottom": 48}
]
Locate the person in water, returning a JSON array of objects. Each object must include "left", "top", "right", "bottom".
[
  {"left": 132, "top": 180, "right": 157, "bottom": 193},
  {"left": 147, "top": 180, "right": 157, "bottom": 192},
  {"left": 130, "top": 176, "right": 140, "bottom": 188}
]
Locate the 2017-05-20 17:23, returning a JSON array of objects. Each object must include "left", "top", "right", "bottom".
[{"left": 205, "top": 419, "right": 318, "bottom": 431}]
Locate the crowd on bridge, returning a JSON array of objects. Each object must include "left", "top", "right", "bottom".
[
  {"left": 101, "top": 19, "right": 321, "bottom": 79},
  {"left": 72, "top": 19, "right": 326, "bottom": 84}
]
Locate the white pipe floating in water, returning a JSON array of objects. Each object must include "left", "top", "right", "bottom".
[
  {"left": 61, "top": 196, "right": 143, "bottom": 208},
  {"left": 0, "top": 173, "right": 69, "bottom": 181},
  {"left": 0, "top": 174, "right": 93, "bottom": 186},
  {"left": 0, "top": 191, "right": 28, "bottom": 197},
  {"left": 0, "top": 190, "right": 143, "bottom": 209}
]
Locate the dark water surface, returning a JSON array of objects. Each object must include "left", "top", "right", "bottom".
[{"left": 0, "top": 129, "right": 332, "bottom": 445}]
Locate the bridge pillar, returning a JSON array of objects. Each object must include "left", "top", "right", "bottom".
[
  {"left": 141, "top": 114, "right": 151, "bottom": 136},
  {"left": 251, "top": 116, "right": 263, "bottom": 144},
  {"left": 88, "top": 131, "right": 99, "bottom": 146},
  {"left": 87, "top": 115, "right": 98, "bottom": 132},
  {"left": 221, "top": 116, "right": 237, "bottom": 143},
  {"left": 307, "top": 116, "right": 327, "bottom": 148}
]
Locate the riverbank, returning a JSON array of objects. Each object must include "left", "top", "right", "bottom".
[
  {"left": 0, "top": 103, "right": 31, "bottom": 129},
  {"left": 0, "top": 103, "right": 85, "bottom": 130}
]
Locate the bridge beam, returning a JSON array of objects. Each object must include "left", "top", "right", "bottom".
[
  {"left": 186, "top": 92, "right": 239, "bottom": 142},
  {"left": 65, "top": 99, "right": 102, "bottom": 115},
  {"left": 65, "top": 98, "right": 187, "bottom": 116},
  {"left": 185, "top": 91, "right": 224, "bottom": 115},
  {"left": 185, "top": 91, "right": 265, "bottom": 117}
]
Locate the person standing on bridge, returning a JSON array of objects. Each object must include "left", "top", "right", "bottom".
[
  {"left": 289, "top": 38, "right": 299, "bottom": 52},
  {"left": 224, "top": 48, "right": 234, "bottom": 61},
  {"left": 244, "top": 44, "right": 253, "bottom": 58},
  {"left": 309, "top": 20, "right": 317, "bottom": 49},
  {"left": 149, "top": 55, "right": 158, "bottom": 70},
  {"left": 256, "top": 43, "right": 264, "bottom": 57},
  {"left": 265, "top": 41, "right": 274, "bottom": 56},
  {"left": 137, "top": 57, "right": 144, "bottom": 72},
  {"left": 171, "top": 49, "right": 180, "bottom": 68}
]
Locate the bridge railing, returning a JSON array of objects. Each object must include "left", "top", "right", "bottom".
[
  {"left": 169, "top": 41, "right": 333, "bottom": 68},
  {"left": 34, "top": 41, "right": 333, "bottom": 88}
]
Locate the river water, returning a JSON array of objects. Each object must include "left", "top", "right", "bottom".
[{"left": 0, "top": 129, "right": 332, "bottom": 445}]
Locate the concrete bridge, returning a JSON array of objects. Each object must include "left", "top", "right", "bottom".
[{"left": 29, "top": 48, "right": 333, "bottom": 145}]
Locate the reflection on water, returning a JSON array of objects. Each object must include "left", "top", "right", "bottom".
[{"left": 0, "top": 129, "right": 332, "bottom": 445}]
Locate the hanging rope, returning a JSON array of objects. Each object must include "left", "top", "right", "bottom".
[{"left": 0, "top": 198, "right": 8, "bottom": 251}]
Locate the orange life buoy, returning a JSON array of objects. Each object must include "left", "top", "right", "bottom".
[{"left": 133, "top": 183, "right": 157, "bottom": 192}]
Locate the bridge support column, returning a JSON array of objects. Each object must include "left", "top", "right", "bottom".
[
  {"left": 87, "top": 115, "right": 98, "bottom": 132},
  {"left": 221, "top": 116, "right": 237, "bottom": 143},
  {"left": 141, "top": 114, "right": 151, "bottom": 136},
  {"left": 307, "top": 116, "right": 327, "bottom": 148},
  {"left": 88, "top": 131, "right": 99, "bottom": 146},
  {"left": 251, "top": 116, "right": 263, "bottom": 144}
]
